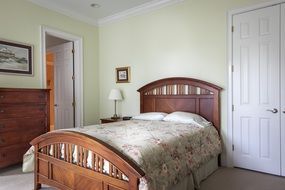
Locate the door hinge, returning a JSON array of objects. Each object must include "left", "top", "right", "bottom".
[
  {"left": 231, "top": 65, "right": 234, "bottom": 72},
  {"left": 72, "top": 101, "right": 76, "bottom": 107},
  {"left": 232, "top": 105, "right": 235, "bottom": 111},
  {"left": 232, "top": 26, "right": 234, "bottom": 32},
  {"left": 232, "top": 144, "right": 235, "bottom": 151},
  {"left": 72, "top": 49, "right": 75, "bottom": 54},
  {"left": 72, "top": 75, "right": 75, "bottom": 80}
]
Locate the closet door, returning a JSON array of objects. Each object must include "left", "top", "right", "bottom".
[
  {"left": 232, "top": 5, "right": 281, "bottom": 175},
  {"left": 281, "top": 3, "right": 285, "bottom": 177}
]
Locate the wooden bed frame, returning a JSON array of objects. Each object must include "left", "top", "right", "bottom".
[{"left": 31, "top": 77, "right": 222, "bottom": 190}]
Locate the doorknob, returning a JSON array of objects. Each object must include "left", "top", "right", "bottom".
[
  {"left": 54, "top": 104, "right": 58, "bottom": 107},
  {"left": 266, "top": 108, "right": 278, "bottom": 114}
]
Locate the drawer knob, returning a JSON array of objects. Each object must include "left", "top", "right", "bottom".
[
  {"left": 0, "top": 124, "right": 5, "bottom": 129},
  {"left": 0, "top": 95, "right": 4, "bottom": 99},
  {"left": 0, "top": 110, "right": 4, "bottom": 113},
  {"left": 0, "top": 139, "right": 5, "bottom": 145}
]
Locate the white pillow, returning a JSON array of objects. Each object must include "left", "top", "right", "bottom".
[
  {"left": 132, "top": 112, "right": 167, "bottom": 121},
  {"left": 163, "top": 111, "right": 212, "bottom": 127}
]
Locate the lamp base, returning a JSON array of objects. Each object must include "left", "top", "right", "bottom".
[{"left": 111, "top": 114, "right": 120, "bottom": 119}]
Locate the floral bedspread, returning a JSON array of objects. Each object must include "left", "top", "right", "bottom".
[{"left": 68, "top": 120, "right": 221, "bottom": 189}]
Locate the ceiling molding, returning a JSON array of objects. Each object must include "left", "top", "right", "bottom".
[
  {"left": 28, "top": 0, "right": 98, "bottom": 26},
  {"left": 29, "top": 0, "right": 184, "bottom": 27},
  {"left": 98, "top": 0, "right": 184, "bottom": 26}
]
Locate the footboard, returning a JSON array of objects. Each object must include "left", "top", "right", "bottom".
[{"left": 30, "top": 130, "right": 145, "bottom": 190}]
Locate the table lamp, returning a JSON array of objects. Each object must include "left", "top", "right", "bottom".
[{"left": 108, "top": 89, "right": 123, "bottom": 119}]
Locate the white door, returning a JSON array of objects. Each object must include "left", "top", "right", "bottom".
[
  {"left": 232, "top": 5, "right": 281, "bottom": 175},
  {"left": 281, "top": 3, "right": 285, "bottom": 177},
  {"left": 48, "top": 42, "right": 74, "bottom": 129}
]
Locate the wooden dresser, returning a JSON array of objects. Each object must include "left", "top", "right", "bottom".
[{"left": 0, "top": 88, "right": 50, "bottom": 168}]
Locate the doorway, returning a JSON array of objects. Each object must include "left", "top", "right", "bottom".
[
  {"left": 40, "top": 26, "right": 83, "bottom": 130},
  {"left": 46, "top": 35, "right": 74, "bottom": 130}
]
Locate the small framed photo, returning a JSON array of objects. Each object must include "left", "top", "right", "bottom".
[
  {"left": 116, "top": 67, "right": 130, "bottom": 83},
  {"left": 0, "top": 39, "right": 33, "bottom": 75}
]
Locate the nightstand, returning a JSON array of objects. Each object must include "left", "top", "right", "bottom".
[{"left": 100, "top": 118, "right": 123, "bottom": 124}]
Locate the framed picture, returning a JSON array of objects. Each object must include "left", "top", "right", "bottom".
[
  {"left": 116, "top": 67, "right": 130, "bottom": 83},
  {"left": 0, "top": 39, "right": 33, "bottom": 75}
]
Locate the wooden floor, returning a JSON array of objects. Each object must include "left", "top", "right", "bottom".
[{"left": 1, "top": 165, "right": 285, "bottom": 190}]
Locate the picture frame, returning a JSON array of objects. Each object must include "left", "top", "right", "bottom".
[
  {"left": 0, "top": 39, "right": 33, "bottom": 75},
  {"left": 116, "top": 67, "right": 130, "bottom": 83}
]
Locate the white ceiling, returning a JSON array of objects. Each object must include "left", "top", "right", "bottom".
[{"left": 29, "top": 0, "right": 183, "bottom": 25}]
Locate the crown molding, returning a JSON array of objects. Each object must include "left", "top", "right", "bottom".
[
  {"left": 98, "top": 0, "right": 184, "bottom": 26},
  {"left": 29, "top": 0, "right": 184, "bottom": 27},
  {"left": 28, "top": 0, "right": 98, "bottom": 26}
]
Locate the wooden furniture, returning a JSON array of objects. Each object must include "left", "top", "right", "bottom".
[
  {"left": 0, "top": 88, "right": 50, "bottom": 169},
  {"left": 138, "top": 77, "right": 222, "bottom": 132},
  {"left": 31, "top": 77, "right": 222, "bottom": 190},
  {"left": 100, "top": 118, "right": 123, "bottom": 124}
]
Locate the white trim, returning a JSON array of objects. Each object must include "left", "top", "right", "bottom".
[
  {"left": 228, "top": 0, "right": 285, "bottom": 15},
  {"left": 29, "top": 0, "right": 98, "bottom": 26},
  {"left": 281, "top": 3, "right": 285, "bottom": 177},
  {"left": 98, "top": 0, "right": 184, "bottom": 25},
  {"left": 29, "top": 0, "right": 184, "bottom": 26},
  {"left": 226, "top": 10, "right": 234, "bottom": 167},
  {"left": 227, "top": 0, "right": 285, "bottom": 167},
  {"left": 40, "top": 26, "right": 84, "bottom": 128}
]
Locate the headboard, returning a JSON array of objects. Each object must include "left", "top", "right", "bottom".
[{"left": 137, "top": 77, "right": 222, "bottom": 132}]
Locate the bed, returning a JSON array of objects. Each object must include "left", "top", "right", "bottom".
[{"left": 31, "top": 77, "right": 222, "bottom": 190}]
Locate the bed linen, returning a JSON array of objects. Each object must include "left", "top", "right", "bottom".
[
  {"left": 24, "top": 120, "right": 221, "bottom": 189},
  {"left": 66, "top": 120, "right": 221, "bottom": 189}
]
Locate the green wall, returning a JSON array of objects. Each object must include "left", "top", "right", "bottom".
[
  {"left": 0, "top": 0, "right": 99, "bottom": 125},
  {"left": 98, "top": 0, "right": 271, "bottom": 163}
]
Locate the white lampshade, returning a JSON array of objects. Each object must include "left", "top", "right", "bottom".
[{"left": 108, "top": 89, "right": 123, "bottom": 100}]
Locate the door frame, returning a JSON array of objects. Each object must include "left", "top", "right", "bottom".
[
  {"left": 227, "top": 0, "right": 285, "bottom": 167},
  {"left": 40, "top": 26, "right": 83, "bottom": 128}
]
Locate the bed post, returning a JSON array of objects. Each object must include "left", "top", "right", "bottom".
[{"left": 33, "top": 144, "right": 41, "bottom": 190}]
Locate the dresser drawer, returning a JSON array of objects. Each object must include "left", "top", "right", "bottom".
[
  {"left": 0, "top": 144, "right": 30, "bottom": 168},
  {"left": 0, "top": 91, "right": 47, "bottom": 104},
  {"left": 0, "top": 127, "right": 45, "bottom": 147},
  {"left": 0, "top": 88, "right": 49, "bottom": 169},
  {"left": 0, "top": 105, "right": 47, "bottom": 119},
  {"left": 0, "top": 118, "right": 46, "bottom": 133}
]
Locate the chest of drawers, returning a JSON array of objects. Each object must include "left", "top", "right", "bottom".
[{"left": 0, "top": 88, "right": 50, "bottom": 168}]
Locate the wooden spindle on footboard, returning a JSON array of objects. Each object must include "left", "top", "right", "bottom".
[
  {"left": 91, "top": 153, "right": 95, "bottom": 170},
  {"left": 83, "top": 149, "right": 88, "bottom": 168},
  {"left": 95, "top": 154, "right": 99, "bottom": 172},
  {"left": 69, "top": 144, "right": 72, "bottom": 163},
  {"left": 100, "top": 157, "right": 104, "bottom": 173}
]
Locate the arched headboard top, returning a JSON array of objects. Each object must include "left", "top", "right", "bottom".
[
  {"left": 138, "top": 77, "right": 222, "bottom": 96},
  {"left": 137, "top": 77, "right": 222, "bottom": 132}
]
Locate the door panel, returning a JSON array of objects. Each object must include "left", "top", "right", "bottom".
[
  {"left": 48, "top": 42, "right": 74, "bottom": 129},
  {"left": 233, "top": 5, "right": 281, "bottom": 175},
  {"left": 281, "top": 3, "right": 285, "bottom": 177}
]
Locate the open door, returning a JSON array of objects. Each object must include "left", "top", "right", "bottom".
[{"left": 47, "top": 42, "right": 75, "bottom": 130}]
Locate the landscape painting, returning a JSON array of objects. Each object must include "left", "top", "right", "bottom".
[{"left": 0, "top": 40, "right": 32, "bottom": 75}]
